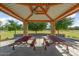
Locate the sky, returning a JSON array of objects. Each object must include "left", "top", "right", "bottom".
[
  {"left": 67, "top": 12, "right": 79, "bottom": 27},
  {"left": 0, "top": 11, "right": 23, "bottom": 25},
  {"left": 0, "top": 11, "right": 79, "bottom": 27}
]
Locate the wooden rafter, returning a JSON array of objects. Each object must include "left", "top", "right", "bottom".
[
  {"left": 27, "top": 20, "right": 51, "bottom": 22},
  {"left": 18, "top": 3, "right": 61, "bottom": 6},
  {"left": 25, "top": 13, "right": 33, "bottom": 21},
  {"left": 40, "top": 6, "right": 47, "bottom": 14},
  {"left": 65, "top": 9, "right": 79, "bottom": 18},
  {"left": 24, "top": 6, "right": 33, "bottom": 21},
  {"left": 57, "top": 8, "right": 79, "bottom": 21},
  {"left": 55, "top": 4, "right": 79, "bottom": 21},
  {"left": 0, "top": 4, "right": 24, "bottom": 20},
  {"left": 0, "top": 3, "right": 79, "bottom": 23},
  {"left": 0, "top": 9, "right": 22, "bottom": 21},
  {"left": 46, "top": 5, "right": 51, "bottom": 11},
  {"left": 42, "top": 6, "right": 50, "bottom": 13},
  {"left": 29, "top": 6, "right": 47, "bottom": 14},
  {"left": 46, "top": 14, "right": 54, "bottom": 22},
  {"left": 18, "top": 3, "right": 57, "bottom": 14},
  {"left": 0, "top": 7, "right": 22, "bottom": 21}
]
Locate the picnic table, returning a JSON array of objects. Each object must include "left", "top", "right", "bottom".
[
  {"left": 43, "top": 35, "right": 69, "bottom": 53},
  {"left": 11, "top": 35, "right": 36, "bottom": 50}
]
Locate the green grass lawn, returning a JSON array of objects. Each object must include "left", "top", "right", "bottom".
[
  {"left": 61, "top": 30, "right": 79, "bottom": 39},
  {"left": 0, "top": 30, "right": 79, "bottom": 41},
  {"left": 0, "top": 31, "right": 15, "bottom": 41},
  {"left": 0, "top": 30, "right": 51, "bottom": 41}
]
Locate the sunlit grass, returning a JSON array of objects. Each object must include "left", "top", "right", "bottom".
[
  {"left": 0, "top": 30, "right": 51, "bottom": 41},
  {"left": 62, "top": 30, "right": 79, "bottom": 39},
  {"left": 0, "top": 31, "right": 22, "bottom": 41},
  {"left": 0, "top": 30, "right": 79, "bottom": 41}
]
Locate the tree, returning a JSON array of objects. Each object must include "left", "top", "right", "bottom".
[
  {"left": 69, "top": 26, "right": 79, "bottom": 30},
  {"left": 56, "top": 17, "right": 73, "bottom": 34},
  {"left": 0, "top": 21, "right": 2, "bottom": 26},
  {"left": 0, "top": 21, "right": 2, "bottom": 30},
  {"left": 5, "top": 20, "right": 22, "bottom": 34},
  {"left": 28, "top": 22, "right": 47, "bottom": 34},
  {"left": 0, "top": 21, "right": 2, "bottom": 40}
]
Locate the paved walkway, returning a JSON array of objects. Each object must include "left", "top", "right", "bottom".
[
  {"left": 58, "top": 37, "right": 79, "bottom": 56},
  {"left": 0, "top": 36, "right": 79, "bottom": 56},
  {"left": 0, "top": 45, "right": 62, "bottom": 56},
  {"left": 0, "top": 37, "right": 62, "bottom": 56}
]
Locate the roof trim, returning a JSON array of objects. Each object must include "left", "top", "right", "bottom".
[
  {"left": 0, "top": 4, "right": 24, "bottom": 20},
  {"left": 55, "top": 4, "right": 79, "bottom": 21}
]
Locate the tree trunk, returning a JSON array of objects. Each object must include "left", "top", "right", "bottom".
[
  {"left": 35, "top": 31, "right": 37, "bottom": 34},
  {"left": 14, "top": 27, "right": 17, "bottom": 34},
  {"left": 57, "top": 30, "right": 60, "bottom": 35},
  {"left": 14, "top": 30, "right": 16, "bottom": 34}
]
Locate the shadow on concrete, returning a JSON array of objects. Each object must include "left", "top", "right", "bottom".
[{"left": 9, "top": 45, "right": 62, "bottom": 56}]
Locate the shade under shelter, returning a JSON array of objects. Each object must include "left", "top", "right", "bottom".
[{"left": 0, "top": 3, "right": 79, "bottom": 35}]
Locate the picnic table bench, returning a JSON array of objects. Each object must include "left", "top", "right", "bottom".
[
  {"left": 11, "top": 35, "right": 36, "bottom": 50},
  {"left": 43, "top": 35, "right": 69, "bottom": 53}
]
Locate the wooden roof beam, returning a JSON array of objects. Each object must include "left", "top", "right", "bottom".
[
  {"left": 25, "top": 9, "right": 33, "bottom": 20},
  {"left": 57, "top": 8, "right": 79, "bottom": 21},
  {"left": 55, "top": 4, "right": 79, "bottom": 21},
  {"left": 40, "top": 6, "right": 47, "bottom": 14},
  {"left": 46, "top": 14, "right": 54, "bottom": 22},
  {"left": 0, "top": 4, "right": 24, "bottom": 21},
  {"left": 18, "top": 3, "right": 61, "bottom": 6},
  {"left": 0, "top": 7, "right": 23, "bottom": 22},
  {"left": 0, "top": 9, "right": 22, "bottom": 22},
  {"left": 27, "top": 20, "right": 51, "bottom": 22}
]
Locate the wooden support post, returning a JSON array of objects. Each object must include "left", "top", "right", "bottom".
[
  {"left": 23, "top": 21, "right": 28, "bottom": 36},
  {"left": 50, "top": 21, "right": 56, "bottom": 35}
]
